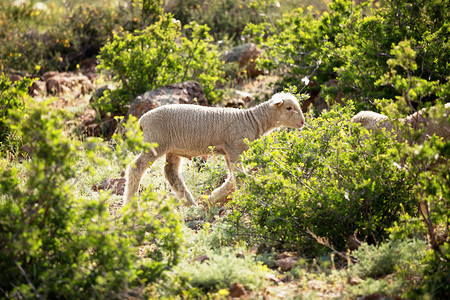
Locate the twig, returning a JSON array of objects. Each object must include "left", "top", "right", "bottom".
[
  {"left": 14, "top": 260, "right": 40, "bottom": 299},
  {"left": 306, "top": 228, "right": 358, "bottom": 263},
  {"left": 418, "top": 197, "right": 447, "bottom": 262}
]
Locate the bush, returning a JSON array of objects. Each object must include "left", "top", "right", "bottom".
[
  {"left": 167, "top": 0, "right": 263, "bottom": 42},
  {"left": 230, "top": 105, "right": 416, "bottom": 255},
  {"left": 167, "top": 0, "right": 330, "bottom": 42},
  {"left": 245, "top": 0, "right": 449, "bottom": 110},
  {"left": 97, "top": 13, "right": 224, "bottom": 112},
  {"left": 0, "top": 73, "right": 32, "bottom": 154},
  {"left": 173, "top": 220, "right": 266, "bottom": 295},
  {"left": 175, "top": 248, "right": 267, "bottom": 293},
  {"left": 0, "top": 103, "right": 181, "bottom": 298},
  {"left": 0, "top": 0, "right": 126, "bottom": 73},
  {"left": 402, "top": 133, "right": 450, "bottom": 299},
  {"left": 352, "top": 238, "right": 427, "bottom": 279}
]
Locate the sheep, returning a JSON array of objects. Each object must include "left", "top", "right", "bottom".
[
  {"left": 402, "top": 103, "right": 450, "bottom": 141},
  {"left": 351, "top": 103, "right": 450, "bottom": 142},
  {"left": 123, "top": 92, "right": 305, "bottom": 206},
  {"left": 350, "top": 111, "right": 393, "bottom": 132}
]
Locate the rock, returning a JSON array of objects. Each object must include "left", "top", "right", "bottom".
[
  {"left": 92, "top": 178, "right": 126, "bottom": 195},
  {"left": 275, "top": 252, "right": 298, "bottom": 260},
  {"left": 6, "top": 71, "right": 45, "bottom": 97},
  {"left": 89, "top": 85, "right": 119, "bottom": 118},
  {"left": 80, "top": 57, "right": 98, "bottom": 73},
  {"left": 301, "top": 79, "right": 344, "bottom": 113},
  {"left": 80, "top": 58, "right": 99, "bottom": 82},
  {"left": 228, "top": 282, "right": 248, "bottom": 298},
  {"left": 225, "top": 98, "right": 246, "bottom": 108},
  {"left": 265, "top": 273, "right": 281, "bottom": 285},
  {"left": 275, "top": 252, "right": 299, "bottom": 272},
  {"left": 221, "top": 43, "right": 263, "bottom": 78},
  {"left": 234, "top": 90, "right": 254, "bottom": 103},
  {"left": 29, "top": 80, "right": 46, "bottom": 96},
  {"left": 348, "top": 276, "right": 363, "bottom": 286},
  {"left": 43, "top": 71, "right": 93, "bottom": 95},
  {"left": 248, "top": 245, "right": 259, "bottom": 255},
  {"left": 90, "top": 85, "right": 112, "bottom": 102},
  {"left": 346, "top": 234, "right": 362, "bottom": 251},
  {"left": 80, "top": 108, "right": 97, "bottom": 125},
  {"left": 275, "top": 257, "right": 299, "bottom": 271},
  {"left": 359, "top": 293, "right": 402, "bottom": 300},
  {"left": 225, "top": 90, "right": 255, "bottom": 108},
  {"left": 8, "top": 73, "right": 23, "bottom": 83},
  {"left": 193, "top": 255, "right": 210, "bottom": 264},
  {"left": 84, "top": 117, "right": 118, "bottom": 139},
  {"left": 42, "top": 71, "right": 58, "bottom": 81},
  {"left": 126, "top": 81, "right": 208, "bottom": 120}
]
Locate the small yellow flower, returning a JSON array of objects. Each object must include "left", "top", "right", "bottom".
[{"left": 217, "top": 289, "right": 229, "bottom": 296}]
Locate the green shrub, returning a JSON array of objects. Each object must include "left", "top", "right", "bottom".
[
  {"left": 97, "top": 13, "right": 224, "bottom": 112},
  {"left": 347, "top": 238, "right": 427, "bottom": 298},
  {"left": 0, "top": 73, "right": 32, "bottom": 154},
  {"left": 402, "top": 132, "right": 450, "bottom": 299},
  {"left": 175, "top": 247, "right": 267, "bottom": 293},
  {"left": 0, "top": 0, "right": 126, "bottom": 73},
  {"left": 0, "top": 103, "right": 181, "bottom": 298},
  {"left": 167, "top": 0, "right": 330, "bottom": 42},
  {"left": 168, "top": 0, "right": 262, "bottom": 42},
  {"left": 348, "top": 277, "right": 404, "bottom": 299},
  {"left": 230, "top": 105, "right": 416, "bottom": 255},
  {"left": 352, "top": 239, "right": 427, "bottom": 279},
  {"left": 246, "top": 0, "right": 449, "bottom": 110}
]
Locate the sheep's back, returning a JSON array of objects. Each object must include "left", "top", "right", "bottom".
[
  {"left": 139, "top": 104, "right": 244, "bottom": 154},
  {"left": 351, "top": 111, "right": 391, "bottom": 131}
]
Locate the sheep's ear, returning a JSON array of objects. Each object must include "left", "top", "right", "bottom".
[{"left": 271, "top": 98, "right": 284, "bottom": 108}]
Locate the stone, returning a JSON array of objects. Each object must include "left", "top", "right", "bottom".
[
  {"left": 225, "top": 98, "right": 246, "bottom": 108},
  {"left": 234, "top": 90, "right": 254, "bottom": 102},
  {"left": 89, "top": 85, "right": 119, "bottom": 118},
  {"left": 43, "top": 71, "right": 93, "bottom": 95},
  {"left": 29, "top": 80, "right": 46, "bottom": 96},
  {"left": 228, "top": 282, "right": 248, "bottom": 298},
  {"left": 92, "top": 178, "right": 126, "bottom": 195},
  {"left": 346, "top": 234, "right": 362, "bottom": 251},
  {"left": 275, "top": 252, "right": 299, "bottom": 272},
  {"left": 84, "top": 117, "right": 118, "bottom": 139},
  {"left": 193, "top": 255, "right": 210, "bottom": 264},
  {"left": 221, "top": 43, "right": 263, "bottom": 78},
  {"left": 301, "top": 79, "right": 344, "bottom": 113},
  {"left": 8, "top": 73, "right": 23, "bottom": 83},
  {"left": 126, "top": 81, "right": 208, "bottom": 120}
]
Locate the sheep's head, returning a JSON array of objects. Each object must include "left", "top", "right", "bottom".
[{"left": 271, "top": 92, "right": 305, "bottom": 129}]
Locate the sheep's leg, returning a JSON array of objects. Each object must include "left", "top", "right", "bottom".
[
  {"left": 208, "top": 153, "right": 237, "bottom": 204},
  {"left": 123, "top": 150, "right": 157, "bottom": 207},
  {"left": 164, "top": 153, "right": 198, "bottom": 206}
]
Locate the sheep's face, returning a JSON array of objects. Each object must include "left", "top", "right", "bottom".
[{"left": 271, "top": 93, "right": 305, "bottom": 129}]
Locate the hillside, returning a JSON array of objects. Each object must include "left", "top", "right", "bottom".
[{"left": 1, "top": 0, "right": 449, "bottom": 299}]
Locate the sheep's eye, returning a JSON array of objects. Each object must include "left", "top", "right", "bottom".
[{"left": 286, "top": 107, "right": 293, "bottom": 111}]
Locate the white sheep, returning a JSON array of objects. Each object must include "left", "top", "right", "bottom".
[
  {"left": 350, "top": 111, "right": 393, "bottom": 132},
  {"left": 351, "top": 103, "right": 450, "bottom": 142},
  {"left": 123, "top": 92, "right": 305, "bottom": 206}
]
